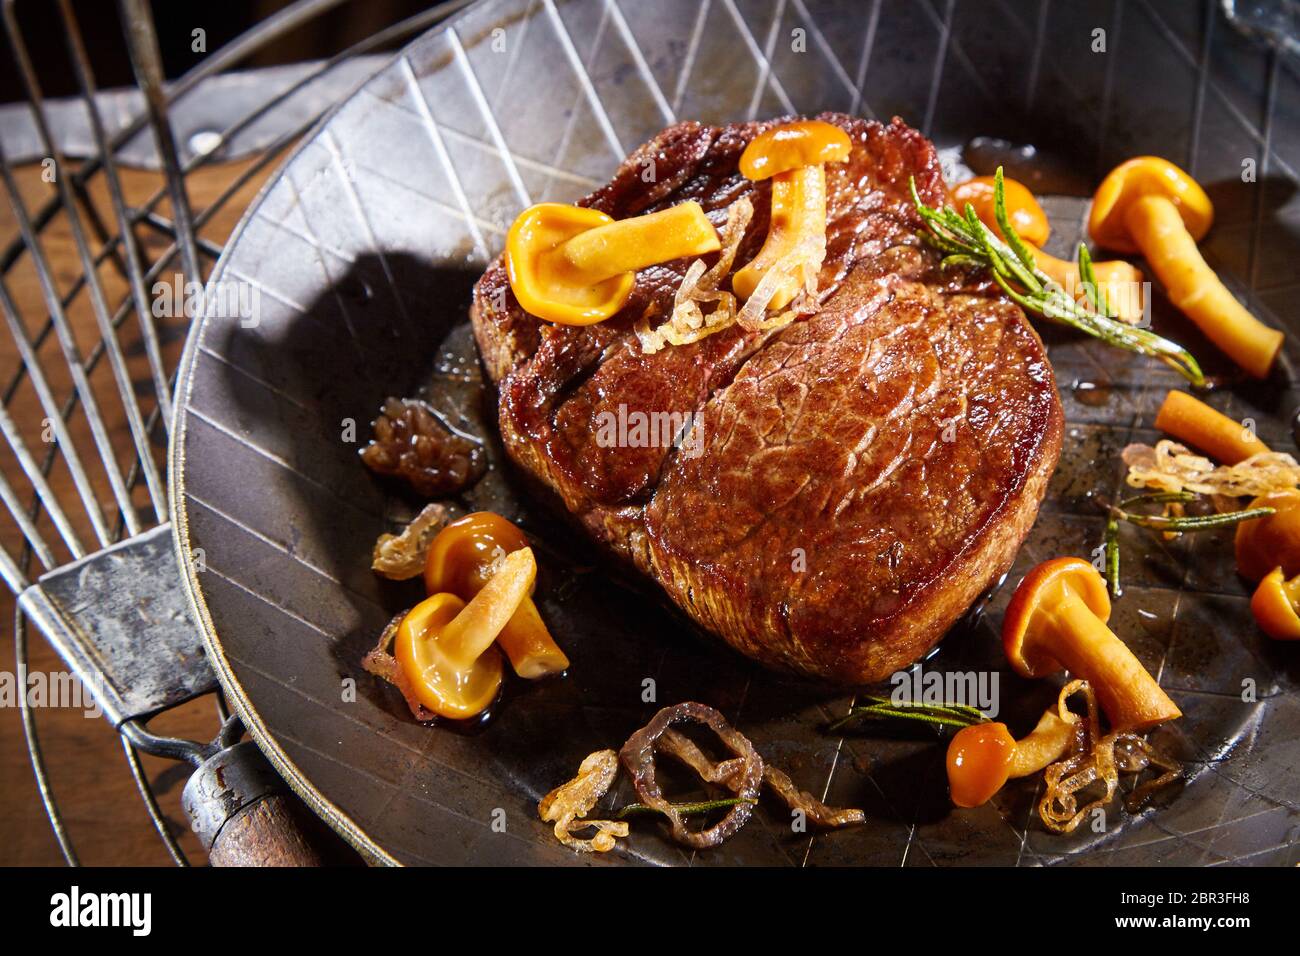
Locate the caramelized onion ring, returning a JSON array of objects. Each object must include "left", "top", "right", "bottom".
[
  {"left": 1038, "top": 680, "right": 1183, "bottom": 833},
  {"left": 762, "top": 765, "right": 866, "bottom": 829},
  {"left": 619, "top": 703, "right": 763, "bottom": 849},
  {"left": 659, "top": 729, "right": 863, "bottom": 828},
  {"left": 361, "top": 611, "right": 437, "bottom": 722}
]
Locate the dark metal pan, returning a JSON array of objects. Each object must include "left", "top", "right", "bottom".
[{"left": 171, "top": 0, "right": 1300, "bottom": 865}]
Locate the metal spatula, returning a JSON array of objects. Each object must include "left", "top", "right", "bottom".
[
  {"left": 19, "top": 523, "right": 353, "bottom": 865},
  {"left": 0, "top": 0, "right": 411, "bottom": 866}
]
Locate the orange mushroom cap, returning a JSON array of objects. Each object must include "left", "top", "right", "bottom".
[
  {"left": 424, "top": 511, "right": 530, "bottom": 597},
  {"left": 946, "top": 722, "right": 1016, "bottom": 808},
  {"left": 394, "top": 548, "right": 536, "bottom": 719},
  {"left": 739, "top": 119, "right": 852, "bottom": 181},
  {"left": 424, "top": 512, "right": 570, "bottom": 679},
  {"left": 1250, "top": 568, "right": 1300, "bottom": 641},
  {"left": 506, "top": 201, "right": 719, "bottom": 326},
  {"left": 506, "top": 204, "right": 636, "bottom": 326},
  {"left": 1003, "top": 556, "right": 1112, "bottom": 678},
  {"left": 393, "top": 592, "right": 504, "bottom": 720},
  {"left": 1235, "top": 489, "right": 1300, "bottom": 582},
  {"left": 1088, "top": 156, "right": 1214, "bottom": 254},
  {"left": 951, "top": 175, "right": 1051, "bottom": 247}
]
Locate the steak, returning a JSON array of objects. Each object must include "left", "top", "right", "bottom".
[{"left": 471, "top": 114, "right": 1063, "bottom": 683}]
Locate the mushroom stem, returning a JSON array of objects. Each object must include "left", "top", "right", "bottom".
[
  {"left": 1007, "top": 709, "right": 1076, "bottom": 777},
  {"left": 731, "top": 164, "right": 826, "bottom": 309},
  {"left": 423, "top": 512, "right": 570, "bottom": 679},
  {"left": 1029, "top": 246, "right": 1144, "bottom": 323},
  {"left": 440, "top": 548, "right": 536, "bottom": 667},
  {"left": 1125, "top": 195, "right": 1283, "bottom": 378},
  {"left": 500, "top": 598, "right": 571, "bottom": 677},
  {"left": 1155, "top": 389, "right": 1271, "bottom": 465},
  {"left": 554, "top": 202, "right": 720, "bottom": 284},
  {"left": 1039, "top": 587, "right": 1180, "bottom": 732}
]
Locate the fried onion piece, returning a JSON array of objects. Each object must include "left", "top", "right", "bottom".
[
  {"left": 659, "top": 729, "right": 864, "bottom": 829},
  {"left": 1038, "top": 680, "right": 1183, "bottom": 833},
  {"left": 361, "top": 611, "right": 438, "bottom": 722},
  {"left": 538, "top": 749, "right": 628, "bottom": 853},
  {"left": 735, "top": 231, "right": 822, "bottom": 334},
  {"left": 1123, "top": 439, "right": 1300, "bottom": 498},
  {"left": 761, "top": 765, "right": 866, "bottom": 829},
  {"left": 371, "top": 503, "right": 450, "bottom": 580},
  {"left": 636, "top": 198, "right": 753, "bottom": 354},
  {"left": 361, "top": 397, "right": 486, "bottom": 497},
  {"left": 1116, "top": 735, "right": 1183, "bottom": 813},
  {"left": 634, "top": 191, "right": 823, "bottom": 352},
  {"left": 620, "top": 703, "right": 764, "bottom": 849}
]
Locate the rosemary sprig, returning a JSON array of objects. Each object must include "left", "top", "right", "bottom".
[
  {"left": 1099, "top": 491, "right": 1275, "bottom": 596},
  {"left": 1103, "top": 510, "right": 1122, "bottom": 597},
  {"left": 910, "top": 168, "right": 1205, "bottom": 386},
  {"left": 828, "top": 695, "right": 988, "bottom": 733},
  {"left": 1076, "top": 243, "right": 1113, "bottom": 319},
  {"left": 613, "top": 797, "right": 756, "bottom": 819}
]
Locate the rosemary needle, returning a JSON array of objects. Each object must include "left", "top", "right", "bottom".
[
  {"left": 613, "top": 797, "right": 756, "bottom": 819},
  {"left": 828, "top": 696, "right": 988, "bottom": 733},
  {"left": 1099, "top": 492, "right": 1275, "bottom": 597},
  {"left": 1109, "top": 501, "right": 1274, "bottom": 532},
  {"left": 910, "top": 168, "right": 1206, "bottom": 386}
]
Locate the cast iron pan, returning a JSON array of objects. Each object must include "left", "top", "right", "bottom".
[{"left": 172, "top": 0, "right": 1300, "bottom": 865}]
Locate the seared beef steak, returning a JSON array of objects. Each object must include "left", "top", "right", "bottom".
[{"left": 471, "top": 114, "right": 1063, "bottom": 683}]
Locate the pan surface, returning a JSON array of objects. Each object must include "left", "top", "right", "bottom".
[{"left": 173, "top": 0, "right": 1300, "bottom": 865}]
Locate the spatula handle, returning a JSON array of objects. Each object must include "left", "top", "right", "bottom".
[
  {"left": 183, "top": 740, "right": 359, "bottom": 866},
  {"left": 207, "top": 792, "right": 337, "bottom": 867}
]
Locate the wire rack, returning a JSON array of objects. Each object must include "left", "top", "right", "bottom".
[{"left": 0, "top": 0, "right": 471, "bottom": 866}]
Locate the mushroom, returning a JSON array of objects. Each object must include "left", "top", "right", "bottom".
[
  {"left": 946, "top": 708, "right": 1078, "bottom": 808},
  {"left": 506, "top": 201, "right": 721, "bottom": 325},
  {"left": 951, "top": 174, "right": 1144, "bottom": 322},
  {"left": 1089, "top": 157, "right": 1284, "bottom": 377},
  {"left": 1250, "top": 567, "right": 1300, "bottom": 641},
  {"left": 1235, "top": 488, "right": 1300, "bottom": 582},
  {"left": 1003, "top": 557, "right": 1181, "bottom": 732},
  {"left": 951, "top": 174, "right": 1051, "bottom": 246},
  {"left": 1027, "top": 247, "right": 1145, "bottom": 323},
  {"left": 394, "top": 547, "right": 536, "bottom": 719},
  {"left": 732, "top": 119, "right": 851, "bottom": 311},
  {"left": 424, "top": 512, "right": 569, "bottom": 678},
  {"left": 1154, "top": 389, "right": 1271, "bottom": 466}
]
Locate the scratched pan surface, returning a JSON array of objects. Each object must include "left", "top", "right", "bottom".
[{"left": 172, "top": 0, "right": 1300, "bottom": 866}]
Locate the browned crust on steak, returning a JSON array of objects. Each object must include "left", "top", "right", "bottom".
[
  {"left": 470, "top": 114, "right": 1063, "bottom": 683},
  {"left": 643, "top": 270, "right": 1062, "bottom": 681}
]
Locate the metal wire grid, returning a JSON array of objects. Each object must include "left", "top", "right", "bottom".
[{"left": 1, "top": 0, "right": 471, "bottom": 866}]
